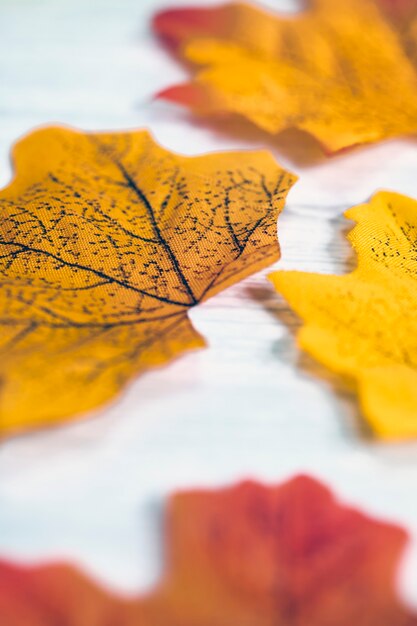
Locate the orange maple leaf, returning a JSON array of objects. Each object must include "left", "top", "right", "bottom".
[
  {"left": 0, "top": 475, "right": 415, "bottom": 625},
  {"left": 153, "top": 0, "right": 417, "bottom": 153},
  {"left": 0, "top": 126, "right": 295, "bottom": 436}
]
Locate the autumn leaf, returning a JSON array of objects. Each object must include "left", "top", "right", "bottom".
[
  {"left": 0, "top": 126, "right": 295, "bottom": 436},
  {"left": 271, "top": 191, "right": 417, "bottom": 439},
  {"left": 153, "top": 0, "right": 417, "bottom": 153},
  {"left": 0, "top": 475, "right": 416, "bottom": 625}
]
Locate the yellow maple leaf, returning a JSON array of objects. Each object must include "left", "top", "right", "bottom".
[
  {"left": 154, "top": 0, "right": 417, "bottom": 153},
  {"left": 0, "top": 126, "right": 295, "bottom": 436},
  {"left": 271, "top": 191, "right": 417, "bottom": 439}
]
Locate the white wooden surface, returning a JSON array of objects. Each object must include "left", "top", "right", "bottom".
[{"left": 2, "top": 0, "right": 417, "bottom": 607}]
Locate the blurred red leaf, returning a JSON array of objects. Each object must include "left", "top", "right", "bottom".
[
  {"left": 377, "top": 0, "right": 416, "bottom": 19},
  {"left": 0, "top": 476, "right": 415, "bottom": 625}
]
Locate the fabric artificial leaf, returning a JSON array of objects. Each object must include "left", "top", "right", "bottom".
[
  {"left": 271, "top": 191, "right": 417, "bottom": 439},
  {"left": 0, "top": 475, "right": 415, "bottom": 625},
  {"left": 153, "top": 0, "right": 417, "bottom": 153},
  {"left": 0, "top": 126, "right": 295, "bottom": 436}
]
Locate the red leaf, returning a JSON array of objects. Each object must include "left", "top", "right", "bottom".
[
  {"left": 153, "top": 6, "right": 232, "bottom": 49},
  {"left": 377, "top": 0, "right": 417, "bottom": 19},
  {"left": 0, "top": 476, "right": 415, "bottom": 625}
]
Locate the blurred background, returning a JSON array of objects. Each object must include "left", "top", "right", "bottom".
[{"left": 1, "top": 0, "right": 417, "bottom": 608}]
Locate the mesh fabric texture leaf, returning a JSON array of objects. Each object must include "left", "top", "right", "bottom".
[
  {"left": 0, "top": 126, "right": 295, "bottom": 435},
  {"left": 271, "top": 191, "right": 417, "bottom": 439}
]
